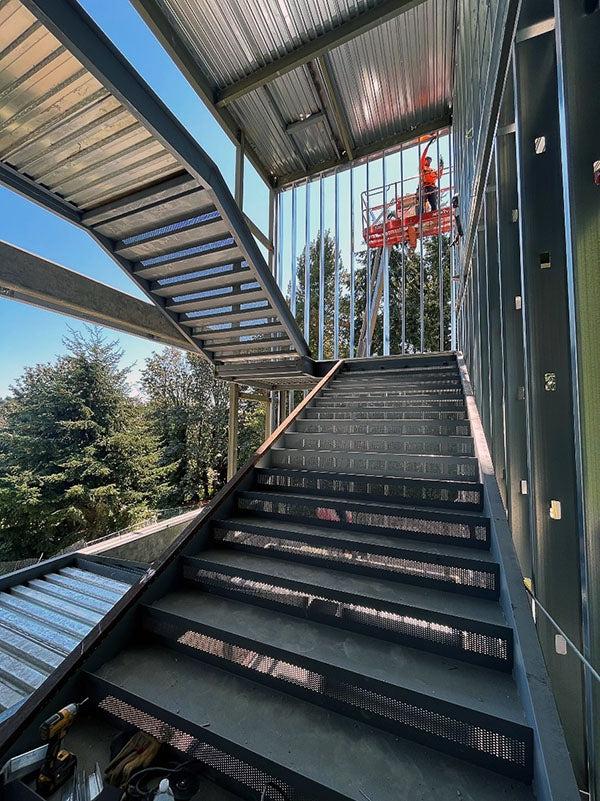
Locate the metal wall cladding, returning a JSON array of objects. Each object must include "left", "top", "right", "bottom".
[
  {"left": 452, "top": 0, "right": 504, "bottom": 255},
  {"left": 154, "top": 0, "right": 454, "bottom": 181},
  {"left": 0, "top": 0, "right": 181, "bottom": 210}
]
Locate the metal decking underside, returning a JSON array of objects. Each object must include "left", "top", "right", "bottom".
[
  {"left": 0, "top": 556, "right": 140, "bottom": 722},
  {"left": 0, "top": 0, "right": 312, "bottom": 387},
  {"left": 3, "top": 353, "right": 580, "bottom": 801}
]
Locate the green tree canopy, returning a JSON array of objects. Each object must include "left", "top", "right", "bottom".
[
  {"left": 140, "top": 350, "right": 264, "bottom": 505},
  {"left": 0, "top": 328, "right": 162, "bottom": 559}
]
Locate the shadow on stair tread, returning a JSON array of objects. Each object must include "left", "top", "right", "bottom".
[
  {"left": 88, "top": 645, "right": 534, "bottom": 799},
  {"left": 145, "top": 590, "right": 525, "bottom": 726}
]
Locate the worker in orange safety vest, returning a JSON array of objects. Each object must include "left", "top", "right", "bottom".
[{"left": 417, "top": 137, "right": 444, "bottom": 216}]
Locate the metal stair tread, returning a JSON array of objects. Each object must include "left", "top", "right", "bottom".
[
  {"left": 148, "top": 591, "right": 525, "bottom": 725},
  {"left": 190, "top": 550, "right": 505, "bottom": 626},
  {"left": 272, "top": 445, "right": 477, "bottom": 465},
  {"left": 284, "top": 430, "right": 474, "bottom": 447},
  {"left": 238, "top": 489, "right": 488, "bottom": 524},
  {"left": 214, "top": 516, "right": 496, "bottom": 563},
  {"left": 90, "top": 645, "right": 534, "bottom": 801}
]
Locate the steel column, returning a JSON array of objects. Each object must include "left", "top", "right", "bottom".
[
  {"left": 349, "top": 167, "right": 356, "bottom": 357},
  {"left": 303, "top": 180, "right": 311, "bottom": 345},
  {"left": 495, "top": 71, "right": 532, "bottom": 578},
  {"left": 318, "top": 176, "right": 325, "bottom": 359},
  {"left": 334, "top": 170, "right": 340, "bottom": 359},
  {"left": 227, "top": 383, "right": 240, "bottom": 480},
  {"left": 382, "top": 153, "right": 390, "bottom": 355},
  {"left": 484, "top": 164, "right": 506, "bottom": 503}
]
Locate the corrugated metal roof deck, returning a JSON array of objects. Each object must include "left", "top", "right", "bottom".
[
  {"left": 0, "top": 0, "right": 312, "bottom": 385},
  {"left": 0, "top": 556, "right": 142, "bottom": 722},
  {"left": 135, "top": 0, "right": 455, "bottom": 184}
]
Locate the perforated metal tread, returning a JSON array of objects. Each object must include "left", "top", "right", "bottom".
[
  {"left": 294, "top": 418, "right": 472, "bottom": 437},
  {"left": 282, "top": 431, "right": 475, "bottom": 457},
  {"left": 184, "top": 552, "right": 511, "bottom": 669},
  {"left": 213, "top": 516, "right": 497, "bottom": 566},
  {"left": 186, "top": 549, "right": 506, "bottom": 627},
  {"left": 253, "top": 467, "right": 484, "bottom": 511},
  {"left": 271, "top": 447, "right": 479, "bottom": 480},
  {"left": 147, "top": 592, "right": 525, "bottom": 727},
  {"left": 236, "top": 490, "right": 490, "bottom": 547},
  {"left": 313, "top": 397, "right": 466, "bottom": 409},
  {"left": 303, "top": 407, "right": 469, "bottom": 421},
  {"left": 89, "top": 646, "right": 534, "bottom": 798}
]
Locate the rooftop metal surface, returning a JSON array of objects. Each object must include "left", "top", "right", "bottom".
[
  {"left": 0, "top": 0, "right": 311, "bottom": 384},
  {"left": 0, "top": 556, "right": 142, "bottom": 721},
  {"left": 134, "top": 0, "right": 455, "bottom": 185}
]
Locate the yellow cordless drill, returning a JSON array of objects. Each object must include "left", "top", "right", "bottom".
[{"left": 36, "top": 700, "right": 87, "bottom": 797}]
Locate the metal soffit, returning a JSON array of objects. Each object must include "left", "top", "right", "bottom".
[{"left": 134, "top": 0, "right": 454, "bottom": 185}]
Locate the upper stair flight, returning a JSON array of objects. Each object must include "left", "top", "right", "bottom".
[{"left": 0, "top": 0, "right": 311, "bottom": 386}]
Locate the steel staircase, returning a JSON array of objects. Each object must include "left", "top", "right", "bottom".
[
  {"left": 0, "top": 354, "right": 578, "bottom": 801},
  {"left": 0, "top": 0, "right": 311, "bottom": 387}
]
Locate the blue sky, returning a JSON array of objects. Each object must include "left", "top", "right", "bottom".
[{"left": 0, "top": 0, "right": 270, "bottom": 396}]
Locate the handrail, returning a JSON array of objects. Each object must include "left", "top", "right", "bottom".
[
  {"left": 524, "top": 586, "right": 600, "bottom": 685},
  {"left": 0, "top": 359, "right": 345, "bottom": 757}
]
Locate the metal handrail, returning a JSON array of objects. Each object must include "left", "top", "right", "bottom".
[{"left": 524, "top": 585, "right": 600, "bottom": 684}]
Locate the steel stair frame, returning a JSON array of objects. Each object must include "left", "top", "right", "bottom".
[
  {"left": 0, "top": 360, "right": 345, "bottom": 760},
  {"left": 0, "top": 0, "right": 310, "bottom": 379},
  {"left": 0, "top": 355, "right": 580, "bottom": 801}
]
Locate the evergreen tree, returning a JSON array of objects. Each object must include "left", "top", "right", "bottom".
[
  {"left": 140, "top": 350, "right": 265, "bottom": 505},
  {"left": 0, "top": 328, "right": 162, "bottom": 559},
  {"left": 293, "top": 231, "right": 349, "bottom": 358}
]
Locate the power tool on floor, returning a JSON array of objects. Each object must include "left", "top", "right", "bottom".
[{"left": 36, "top": 699, "right": 87, "bottom": 797}]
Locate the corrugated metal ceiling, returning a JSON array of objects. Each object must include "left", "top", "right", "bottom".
[{"left": 148, "top": 0, "right": 455, "bottom": 184}]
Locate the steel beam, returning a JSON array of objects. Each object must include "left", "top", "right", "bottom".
[
  {"left": 0, "top": 239, "right": 194, "bottom": 351},
  {"left": 513, "top": 9, "right": 586, "bottom": 784},
  {"left": 0, "top": 162, "right": 81, "bottom": 225},
  {"left": 214, "top": 0, "right": 429, "bottom": 108},
  {"left": 21, "top": 0, "right": 309, "bottom": 360},
  {"left": 316, "top": 56, "right": 355, "bottom": 160},
  {"left": 285, "top": 112, "right": 327, "bottom": 136},
  {"left": 279, "top": 115, "right": 451, "bottom": 188}
]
